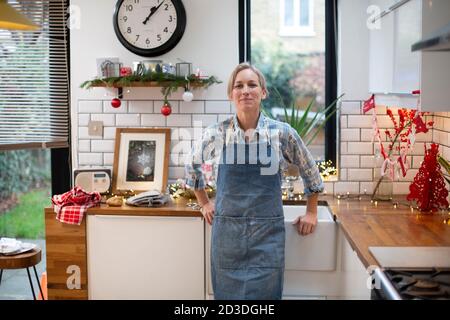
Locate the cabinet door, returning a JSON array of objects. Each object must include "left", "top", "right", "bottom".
[
  {"left": 420, "top": 0, "right": 450, "bottom": 111},
  {"left": 369, "top": 0, "right": 422, "bottom": 95},
  {"left": 45, "top": 209, "right": 88, "bottom": 300},
  {"left": 87, "top": 215, "right": 204, "bottom": 299},
  {"left": 392, "top": 0, "right": 421, "bottom": 93},
  {"left": 369, "top": 0, "right": 395, "bottom": 94},
  {"left": 338, "top": 228, "right": 372, "bottom": 299}
]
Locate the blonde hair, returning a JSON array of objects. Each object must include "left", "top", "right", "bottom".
[{"left": 227, "top": 62, "right": 268, "bottom": 99}]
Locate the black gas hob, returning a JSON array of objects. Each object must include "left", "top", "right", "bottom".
[{"left": 372, "top": 268, "right": 450, "bottom": 300}]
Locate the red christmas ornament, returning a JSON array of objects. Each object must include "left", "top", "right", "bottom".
[
  {"left": 407, "top": 143, "right": 449, "bottom": 212},
  {"left": 111, "top": 98, "right": 121, "bottom": 108},
  {"left": 161, "top": 102, "right": 172, "bottom": 116}
]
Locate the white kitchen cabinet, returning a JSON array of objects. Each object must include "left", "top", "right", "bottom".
[
  {"left": 205, "top": 219, "right": 370, "bottom": 300},
  {"left": 87, "top": 215, "right": 204, "bottom": 300},
  {"left": 369, "top": 0, "right": 450, "bottom": 110},
  {"left": 369, "top": 0, "right": 421, "bottom": 95},
  {"left": 420, "top": 0, "right": 450, "bottom": 111},
  {"left": 369, "top": 0, "right": 396, "bottom": 94},
  {"left": 392, "top": 0, "right": 421, "bottom": 93}
]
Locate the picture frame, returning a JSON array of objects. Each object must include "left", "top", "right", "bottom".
[{"left": 112, "top": 128, "right": 171, "bottom": 195}]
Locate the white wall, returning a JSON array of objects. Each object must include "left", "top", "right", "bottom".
[{"left": 70, "top": 0, "right": 239, "bottom": 179}]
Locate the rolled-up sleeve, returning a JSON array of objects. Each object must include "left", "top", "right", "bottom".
[
  {"left": 184, "top": 127, "right": 217, "bottom": 190},
  {"left": 281, "top": 125, "right": 324, "bottom": 195}
]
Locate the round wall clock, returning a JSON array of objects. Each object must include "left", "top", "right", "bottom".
[{"left": 113, "top": 0, "right": 186, "bottom": 57}]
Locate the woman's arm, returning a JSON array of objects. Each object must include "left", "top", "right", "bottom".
[
  {"left": 185, "top": 126, "right": 217, "bottom": 190},
  {"left": 281, "top": 125, "right": 323, "bottom": 235},
  {"left": 281, "top": 126, "right": 324, "bottom": 195},
  {"left": 194, "top": 189, "right": 215, "bottom": 225},
  {"left": 291, "top": 192, "right": 319, "bottom": 236},
  {"left": 185, "top": 126, "right": 219, "bottom": 225}
]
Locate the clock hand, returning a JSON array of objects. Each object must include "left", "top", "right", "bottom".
[
  {"left": 143, "top": 6, "right": 156, "bottom": 25},
  {"left": 142, "top": 0, "right": 165, "bottom": 25}
]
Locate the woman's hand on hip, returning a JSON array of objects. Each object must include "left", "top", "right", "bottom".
[
  {"left": 201, "top": 201, "right": 215, "bottom": 225},
  {"left": 292, "top": 212, "right": 317, "bottom": 236}
]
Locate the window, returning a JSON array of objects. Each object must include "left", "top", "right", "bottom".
[
  {"left": 244, "top": 0, "right": 338, "bottom": 163},
  {"left": 0, "top": 0, "right": 71, "bottom": 192},
  {"left": 280, "top": 0, "right": 315, "bottom": 37},
  {"left": 0, "top": 0, "right": 70, "bottom": 149},
  {"left": 240, "top": 0, "right": 337, "bottom": 164},
  {"left": 0, "top": 0, "right": 70, "bottom": 299}
]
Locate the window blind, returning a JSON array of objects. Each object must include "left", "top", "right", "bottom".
[{"left": 0, "top": 0, "right": 69, "bottom": 150}]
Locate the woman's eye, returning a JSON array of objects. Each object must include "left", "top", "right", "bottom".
[{"left": 234, "top": 85, "right": 243, "bottom": 89}]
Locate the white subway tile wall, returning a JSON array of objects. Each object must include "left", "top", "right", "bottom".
[
  {"left": 77, "top": 99, "right": 447, "bottom": 196},
  {"left": 205, "top": 101, "right": 231, "bottom": 114},
  {"left": 337, "top": 100, "right": 438, "bottom": 196},
  {"left": 116, "top": 114, "right": 141, "bottom": 126},
  {"left": 103, "top": 100, "right": 128, "bottom": 113},
  {"left": 434, "top": 113, "right": 450, "bottom": 173},
  {"left": 128, "top": 101, "right": 154, "bottom": 114},
  {"left": 76, "top": 99, "right": 233, "bottom": 188}
]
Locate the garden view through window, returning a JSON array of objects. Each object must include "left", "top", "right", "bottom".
[
  {"left": 0, "top": 149, "right": 50, "bottom": 299},
  {"left": 251, "top": 0, "right": 326, "bottom": 161},
  {"left": 0, "top": 149, "right": 51, "bottom": 240}
]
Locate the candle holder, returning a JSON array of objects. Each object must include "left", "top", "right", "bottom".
[{"left": 176, "top": 62, "right": 192, "bottom": 77}]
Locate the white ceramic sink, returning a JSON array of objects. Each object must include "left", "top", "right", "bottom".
[{"left": 284, "top": 205, "right": 337, "bottom": 271}]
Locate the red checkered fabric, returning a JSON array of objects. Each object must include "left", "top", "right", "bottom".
[{"left": 52, "top": 186, "right": 101, "bottom": 225}]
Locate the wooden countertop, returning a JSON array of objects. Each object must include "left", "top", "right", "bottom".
[
  {"left": 45, "top": 197, "right": 202, "bottom": 217},
  {"left": 323, "top": 196, "right": 450, "bottom": 268},
  {"left": 45, "top": 195, "right": 450, "bottom": 269},
  {"left": 87, "top": 197, "right": 203, "bottom": 217}
]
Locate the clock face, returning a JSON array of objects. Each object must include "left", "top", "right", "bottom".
[{"left": 113, "top": 0, "right": 186, "bottom": 57}]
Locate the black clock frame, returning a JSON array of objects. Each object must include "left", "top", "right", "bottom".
[{"left": 113, "top": 0, "right": 186, "bottom": 57}]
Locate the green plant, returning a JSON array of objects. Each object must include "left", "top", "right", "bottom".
[
  {"left": 438, "top": 155, "right": 450, "bottom": 185},
  {"left": 0, "top": 149, "right": 51, "bottom": 202},
  {"left": 251, "top": 40, "right": 305, "bottom": 109},
  {"left": 263, "top": 89, "right": 344, "bottom": 146},
  {"left": 0, "top": 189, "right": 49, "bottom": 239}
]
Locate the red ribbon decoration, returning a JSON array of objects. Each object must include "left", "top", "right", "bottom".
[{"left": 363, "top": 94, "right": 375, "bottom": 114}]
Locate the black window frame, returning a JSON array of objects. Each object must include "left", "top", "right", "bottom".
[
  {"left": 239, "top": 0, "right": 338, "bottom": 165},
  {"left": 50, "top": 0, "right": 71, "bottom": 196}
]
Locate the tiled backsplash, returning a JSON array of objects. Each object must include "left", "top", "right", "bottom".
[
  {"left": 77, "top": 99, "right": 233, "bottom": 182},
  {"left": 432, "top": 112, "right": 450, "bottom": 160},
  {"left": 77, "top": 98, "right": 449, "bottom": 196},
  {"left": 320, "top": 100, "right": 436, "bottom": 196}
]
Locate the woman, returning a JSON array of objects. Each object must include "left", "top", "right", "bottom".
[{"left": 185, "top": 62, "right": 324, "bottom": 300}]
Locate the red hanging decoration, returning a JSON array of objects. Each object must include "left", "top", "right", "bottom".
[
  {"left": 161, "top": 101, "right": 172, "bottom": 116},
  {"left": 407, "top": 143, "right": 449, "bottom": 212},
  {"left": 413, "top": 115, "right": 429, "bottom": 134},
  {"left": 111, "top": 98, "right": 121, "bottom": 108},
  {"left": 363, "top": 94, "right": 375, "bottom": 114}
]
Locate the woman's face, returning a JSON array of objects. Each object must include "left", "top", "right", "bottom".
[{"left": 230, "top": 68, "right": 267, "bottom": 114}]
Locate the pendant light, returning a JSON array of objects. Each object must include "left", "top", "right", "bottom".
[{"left": 0, "top": 0, "right": 39, "bottom": 31}]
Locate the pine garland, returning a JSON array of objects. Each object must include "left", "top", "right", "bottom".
[{"left": 80, "top": 72, "right": 221, "bottom": 101}]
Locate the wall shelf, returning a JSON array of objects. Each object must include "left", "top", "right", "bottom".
[
  {"left": 89, "top": 81, "right": 205, "bottom": 99},
  {"left": 82, "top": 75, "right": 221, "bottom": 100},
  {"left": 88, "top": 81, "right": 206, "bottom": 88}
]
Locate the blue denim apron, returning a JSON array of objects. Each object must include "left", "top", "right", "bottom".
[{"left": 211, "top": 139, "right": 285, "bottom": 300}]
